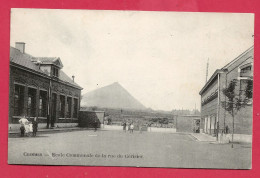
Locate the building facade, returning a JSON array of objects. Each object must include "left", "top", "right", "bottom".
[
  {"left": 9, "top": 42, "right": 83, "bottom": 131},
  {"left": 199, "top": 46, "right": 253, "bottom": 142}
]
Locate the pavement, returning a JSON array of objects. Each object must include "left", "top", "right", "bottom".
[
  {"left": 190, "top": 133, "right": 217, "bottom": 142},
  {"left": 8, "top": 129, "right": 252, "bottom": 169},
  {"left": 8, "top": 127, "right": 97, "bottom": 137},
  {"left": 9, "top": 127, "right": 218, "bottom": 143}
]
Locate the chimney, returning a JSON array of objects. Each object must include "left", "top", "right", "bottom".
[
  {"left": 15, "top": 42, "right": 25, "bottom": 53},
  {"left": 72, "top": 75, "right": 75, "bottom": 82}
]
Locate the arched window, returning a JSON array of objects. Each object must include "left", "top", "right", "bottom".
[{"left": 239, "top": 63, "right": 253, "bottom": 78}]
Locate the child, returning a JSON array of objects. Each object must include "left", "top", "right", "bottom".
[
  {"left": 20, "top": 125, "right": 25, "bottom": 137},
  {"left": 24, "top": 121, "right": 30, "bottom": 137},
  {"left": 25, "top": 121, "right": 33, "bottom": 137}
]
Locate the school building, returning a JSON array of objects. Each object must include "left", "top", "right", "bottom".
[
  {"left": 199, "top": 46, "right": 253, "bottom": 142},
  {"left": 9, "top": 42, "right": 83, "bottom": 131}
]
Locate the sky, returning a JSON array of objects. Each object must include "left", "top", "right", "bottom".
[{"left": 10, "top": 9, "right": 254, "bottom": 111}]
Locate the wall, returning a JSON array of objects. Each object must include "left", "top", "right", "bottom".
[
  {"left": 79, "top": 111, "right": 105, "bottom": 128},
  {"left": 200, "top": 47, "right": 253, "bottom": 135},
  {"left": 218, "top": 48, "right": 253, "bottom": 135},
  {"left": 176, "top": 115, "right": 200, "bottom": 133},
  {"left": 9, "top": 66, "right": 81, "bottom": 126}
]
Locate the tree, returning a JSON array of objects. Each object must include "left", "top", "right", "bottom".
[{"left": 221, "top": 79, "right": 253, "bottom": 148}]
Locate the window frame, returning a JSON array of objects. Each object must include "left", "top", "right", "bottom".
[{"left": 14, "top": 84, "right": 25, "bottom": 116}]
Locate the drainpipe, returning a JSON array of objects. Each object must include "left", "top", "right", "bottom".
[
  {"left": 47, "top": 79, "right": 52, "bottom": 129},
  {"left": 217, "top": 73, "right": 220, "bottom": 141},
  {"left": 224, "top": 70, "right": 228, "bottom": 132}
]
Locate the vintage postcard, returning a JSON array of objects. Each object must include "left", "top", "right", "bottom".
[{"left": 8, "top": 8, "right": 254, "bottom": 169}]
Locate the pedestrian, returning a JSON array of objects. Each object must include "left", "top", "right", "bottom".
[
  {"left": 94, "top": 119, "right": 98, "bottom": 132},
  {"left": 20, "top": 124, "right": 25, "bottom": 137},
  {"left": 123, "top": 122, "right": 126, "bottom": 132},
  {"left": 18, "top": 116, "right": 28, "bottom": 137},
  {"left": 32, "top": 117, "right": 38, "bottom": 137},
  {"left": 24, "top": 120, "right": 30, "bottom": 137},
  {"left": 130, "top": 123, "right": 134, "bottom": 133},
  {"left": 127, "top": 122, "right": 130, "bottom": 132},
  {"left": 225, "top": 125, "right": 229, "bottom": 134},
  {"left": 28, "top": 121, "right": 33, "bottom": 137},
  {"left": 139, "top": 124, "right": 142, "bottom": 134}
]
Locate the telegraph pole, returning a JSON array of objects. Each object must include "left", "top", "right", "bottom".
[{"left": 206, "top": 58, "right": 209, "bottom": 83}]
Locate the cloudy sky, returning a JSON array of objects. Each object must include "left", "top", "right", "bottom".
[{"left": 10, "top": 9, "right": 254, "bottom": 111}]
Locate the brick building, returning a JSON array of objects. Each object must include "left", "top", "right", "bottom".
[
  {"left": 199, "top": 46, "right": 253, "bottom": 142},
  {"left": 9, "top": 42, "right": 83, "bottom": 131}
]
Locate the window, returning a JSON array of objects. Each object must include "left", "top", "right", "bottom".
[
  {"left": 14, "top": 84, "right": 24, "bottom": 116},
  {"left": 240, "top": 80, "right": 253, "bottom": 104},
  {"left": 73, "top": 98, "right": 78, "bottom": 118},
  {"left": 39, "top": 91, "right": 47, "bottom": 117},
  {"left": 66, "top": 97, "right": 72, "bottom": 118},
  {"left": 27, "top": 88, "right": 37, "bottom": 117},
  {"left": 60, "top": 95, "right": 65, "bottom": 118},
  {"left": 240, "top": 65, "right": 252, "bottom": 78},
  {"left": 241, "top": 66, "right": 251, "bottom": 73},
  {"left": 52, "top": 66, "right": 59, "bottom": 77}
]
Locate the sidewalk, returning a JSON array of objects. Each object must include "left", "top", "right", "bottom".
[
  {"left": 190, "top": 133, "right": 217, "bottom": 142},
  {"left": 8, "top": 127, "right": 88, "bottom": 135}
]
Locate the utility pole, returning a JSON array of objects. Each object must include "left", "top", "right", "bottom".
[{"left": 206, "top": 58, "right": 209, "bottom": 83}]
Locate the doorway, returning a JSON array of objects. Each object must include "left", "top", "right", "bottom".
[{"left": 51, "top": 93, "right": 57, "bottom": 127}]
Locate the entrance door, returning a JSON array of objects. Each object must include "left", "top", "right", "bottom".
[{"left": 51, "top": 93, "right": 57, "bottom": 127}]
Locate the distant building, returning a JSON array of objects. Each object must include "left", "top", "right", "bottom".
[
  {"left": 9, "top": 42, "right": 83, "bottom": 131},
  {"left": 199, "top": 46, "right": 253, "bottom": 142},
  {"left": 176, "top": 115, "right": 201, "bottom": 133}
]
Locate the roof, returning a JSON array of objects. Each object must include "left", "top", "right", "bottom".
[
  {"left": 221, "top": 46, "right": 254, "bottom": 70},
  {"left": 199, "top": 69, "right": 222, "bottom": 95},
  {"left": 10, "top": 46, "right": 82, "bottom": 90},
  {"left": 10, "top": 47, "right": 45, "bottom": 74},
  {"left": 199, "top": 45, "right": 254, "bottom": 95},
  {"left": 59, "top": 70, "right": 82, "bottom": 89},
  {"left": 32, "top": 57, "right": 64, "bottom": 68}
]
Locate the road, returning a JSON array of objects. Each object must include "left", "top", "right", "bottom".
[{"left": 8, "top": 130, "right": 251, "bottom": 169}]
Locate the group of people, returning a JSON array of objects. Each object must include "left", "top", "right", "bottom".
[
  {"left": 122, "top": 122, "right": 135, "bottom": 133},
  {"left": 18, "top": 116, "right": 38, "bottom": 137}
]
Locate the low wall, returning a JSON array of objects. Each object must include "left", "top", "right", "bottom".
[
  {"left": 147, "top": 127, "right": 176, "bottom": 133},
  {"left": 225, "top": 134, "right": 252, "bottom": 143},
  {"left": 103, "top": 125, "right": 176, "bottom": 133},
  {"left": 79, "top": 111, "right": 105, "bottom": 128},
  {"left": 54, "top": 123, "right": 78, "bottom": 128},
  {"left": 103, "top": 125, "right": 123, "bottom": 130}
]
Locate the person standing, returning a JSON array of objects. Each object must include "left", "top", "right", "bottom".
[
  {"left": 130, "top": 123, "right": 134, "bottom": 133},
  {"left": 24, "top": 120, "right": 30, "bottom": 137},
  {"left": 127, "top": 122, "right": 130, "bottom": 132},
  {"left": 19, "top": 116, "right": 28, "bottom": 137},
  {"left": 139, "top": 124, "right": 143, "bottom": 134},
  {"left": 32, "top": 117, "right": 38, "bottom": 137},
  {"left": 123, "top": 122, "right": 126, "bottom": 132},
  {"left": 94, "top": 119, "right": 98, "bottom": 132}
]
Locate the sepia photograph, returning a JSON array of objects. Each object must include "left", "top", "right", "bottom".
[{"left": 8, "top": 8, "right": 254, "bottom": 169}]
